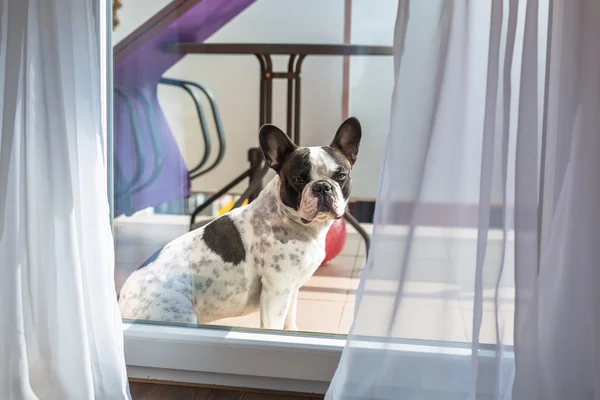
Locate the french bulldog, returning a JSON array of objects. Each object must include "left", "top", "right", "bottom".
[{"left": 118, "top": 117, "right": 361, "bottom": 330}]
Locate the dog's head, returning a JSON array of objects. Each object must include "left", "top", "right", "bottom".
[{"left": 259, "top": 117, "right": 362, "bottom": 224}]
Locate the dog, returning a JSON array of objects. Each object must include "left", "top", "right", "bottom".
[{"left": 118, "top": 117, "right": 362, "bottom": 330}]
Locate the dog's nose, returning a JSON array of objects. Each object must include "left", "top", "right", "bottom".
[{"left": 312, "top": 181, "right": 332, "bottom": 196}]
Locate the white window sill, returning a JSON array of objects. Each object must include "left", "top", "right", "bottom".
[{"left": 123, "top": 322, "right": 514, "bottom": 395}]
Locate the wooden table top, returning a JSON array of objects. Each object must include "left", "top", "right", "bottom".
[{"left": 162, "top": 42, "right": 393, "bottom": 56}]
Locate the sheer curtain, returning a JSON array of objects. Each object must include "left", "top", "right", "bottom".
[
  {"left": 0, "top": 1, "right": 130, "bottom": 399},
  {"left": 328, "top": 0, "right": 599, "bottom": 399}
]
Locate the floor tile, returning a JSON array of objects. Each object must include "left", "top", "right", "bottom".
[
  {"left": 299, "top": 278, "right": 352, "bottom": 302},
  {"left": 338, "top": 301, "right": 356, "bottom": 334},
  {"left": 299, "top": 256, "right": 356, "bottom": 302},
  {"left": 211, "top": 312, "right": 261, "bottom": 330},
  {"left": 115, "top": 216, "right": 517, "bottom": 341},
  {"left": 293, "top": 300, "right": 345, "bottom": 334},
  {"left": 357, "top": 240, "right": 366, "bottom": 257},
  {"left": 349, "top": 296, "right": 468, "bottom": 342},
  {"left": 338, "top": 237, "right": 359, "bottom": 257},
  {"left": 448, "top": 238, "right": 515, "bottom": 292},
  {"left": 210, "top": 299, "right": 345, "bottom": 335},
  {"left": 462, "top": 309, "right": 515, "bottom": 345},
  {"left": 314, "top": 256, "right": 357, "bottom": 278}
]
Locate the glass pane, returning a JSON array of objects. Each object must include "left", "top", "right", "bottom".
[{"left": 111, "top": 0, "right": 516, "bottom": 345}]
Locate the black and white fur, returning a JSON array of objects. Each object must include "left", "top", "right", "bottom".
[{"left": 118, "top": 118, "right": 362, "bottom": 330}]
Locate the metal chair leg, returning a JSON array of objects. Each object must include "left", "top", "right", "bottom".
[{"left": 344, "top": 211, "right": 370, "bottom": 258}]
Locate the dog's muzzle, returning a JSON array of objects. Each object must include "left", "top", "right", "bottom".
[
  {"left": 298, "top": 180, "right": 345, "bottom": 223},
  {"left": 313, "top": 181, "right": 335, "bottom": 213}
]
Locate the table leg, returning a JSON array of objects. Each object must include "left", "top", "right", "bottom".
[
  {"left": 248, "top": 54, "right": 274, "bottom": 201},
  {"left": 284, "top": 54, "right": 306, "bottom": 145},
  {"left": 256, "top": 54, "right": 274, "bottom": 126},
  {"left": 265, "top": 56, "right": 273, "bottom": 124},
  {"left": 247, "top": 147, "right": 266, "bottom": 202},
  {"left": 344, "top": 211, "right": 370, "bottom": 258},
  {"left": 258, "top": 55, "right": 266, "bottom": 126},
  {"left": 292, "top": 55, "right": 306, "bottom": 145},
  {"left": 187, "top": 55, "right": 274, "bottom": 226},
  {"left": 286, "top": 55, "right": 297, "bottom": 135}
]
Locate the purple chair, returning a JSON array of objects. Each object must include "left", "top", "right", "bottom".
[{"left": 113, "top": 0, "right": 255, "bottom": 216}]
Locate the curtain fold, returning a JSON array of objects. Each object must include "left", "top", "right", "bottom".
[
  {"left": 0, "top": 1, "right": 130, "bottom": 399},
  {"left": 327, "top": 0, "right": 599, "bottom": 398},
  {"left": 514, "top": 1, "right": 600, "bottom": 398}
]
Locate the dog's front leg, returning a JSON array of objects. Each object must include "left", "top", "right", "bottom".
[
  {"left": 284, "top": 288, "right": 299, "bottom": 331},
  {"left": 260, "top": 279, "right": 294, "bottom": 330}
]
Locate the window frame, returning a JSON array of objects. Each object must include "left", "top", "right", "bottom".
[
  {"left": 123, "top": 322, "right": 513, "bottom": 394},
  {"left": 123, "top": 323, "right": 339, "bottom": 392},
  {"left": 100, "top": 2, "right": 513, "bottom": 395}
]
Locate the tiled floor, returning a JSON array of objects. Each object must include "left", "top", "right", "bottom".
[
  {"left": 114, "top": 214, "right": 516, "bottom": 342},
  {"left": 114, "top": 214, "right": 366, "bottom": 335}
]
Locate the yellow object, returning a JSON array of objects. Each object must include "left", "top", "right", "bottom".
[
  {"left": 113, "top": 0, "right": 122, "bottom": 29},
  {"left": 218, "top": 199, "right": 248, "bottom": 216}
]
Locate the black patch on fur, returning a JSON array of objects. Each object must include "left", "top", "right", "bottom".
[
  {"left": 137, "top": 245, "right": 165, "bottom": 270},
  {"left": 278, "top": 148, "right": 312, "bottom": 210},
  {"left": 203, "top": 215, "right": 246, "bottom": 265},
  {"left": 322, "top": 146, "right": 350, "bottom": 169},
  {"left": 259, "top": 124, "right": 297, "bottom": 172}
]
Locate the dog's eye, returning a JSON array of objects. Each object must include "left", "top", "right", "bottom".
[
  {"left": 334, "top": 172, "right": 347, "bottom": 181},
  {"left": 292, "top": 177, "right": 305, "bottom": 185}
]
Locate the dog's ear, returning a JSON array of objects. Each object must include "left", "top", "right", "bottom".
[
  {"left": 331, "top": 117, "right": 362, "bottom": 166},
  {"left": 259, "top": 124, "right": 297, "bottom": 172}
]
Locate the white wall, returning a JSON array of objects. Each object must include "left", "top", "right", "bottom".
[
  {"left": 361, "top": 0, "right": 547, "bottom": 205},
  {"left": 114, "top": 0, "right": 395, "bottom": 199},
  {"left": 349, "top": 0, "right": 397, "bottom": 200},
  {"left": 113, "top": 0, "right": 169, "bottom": 43}
]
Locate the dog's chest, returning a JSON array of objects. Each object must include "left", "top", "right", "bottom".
[
  {"left": 253, "top": 240, "right": 325, "bottom": 285},
  {"left": 234, "top": 207, "right": 326, "bottom": 282}
]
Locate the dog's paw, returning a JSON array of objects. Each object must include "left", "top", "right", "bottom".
[{"left": 284, "top": 324, "right": 299, "bottom": 331}]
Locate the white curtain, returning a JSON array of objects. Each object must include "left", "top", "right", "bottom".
[
  {"left": 327, "top": 0, "right": 599, "bottom": 399},
  {"left": 0, "top": 1, "right": 130, "bottom": 399}
]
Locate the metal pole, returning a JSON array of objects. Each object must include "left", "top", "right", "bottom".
[
  {"left": 292, "top": 55, "right": 306, "bottom": 145},
  {"left": 264, "top": 55, "right": 273, "bottom": 123},
  {"left": 286, "top": 55, "right": 298, "bottom": 135},
  {"left": 256, "top": 54, "right": 267, "bottom": 126}
]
